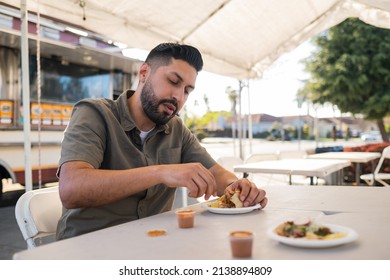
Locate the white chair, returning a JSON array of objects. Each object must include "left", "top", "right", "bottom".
[
  {"left": 216, "top": 156, "right": 243, "bottom": 175},
  {"left": 360, "top": 146, "right": 390, "bottom": 186},
  {"left": 244, "top": 153, "right": 278, "bottom": 163},
  {"left": 15, "top": 186, "right": 62, "bottom": 249},
  {"left": 276, "top": 150, "right": 307, "bottom": 159},
  {"left": 243, "top": 153, "right": 281, "bottom": 183}
]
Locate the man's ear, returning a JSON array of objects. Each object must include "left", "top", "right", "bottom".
[{"left": 139, "top": 63, "right": 149, "bottom": 83}]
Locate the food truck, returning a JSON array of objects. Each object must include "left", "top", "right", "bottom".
[{"left": 0, "top": 3, "right": 141, "bottom": 195}]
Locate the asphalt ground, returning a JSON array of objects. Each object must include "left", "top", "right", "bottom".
[{"left": 0, "top": 190, "right": 26, "bottom": 260}]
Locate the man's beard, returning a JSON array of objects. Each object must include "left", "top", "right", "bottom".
[{"left": 140, "top": 79, "right": 178, "bottom": 125}]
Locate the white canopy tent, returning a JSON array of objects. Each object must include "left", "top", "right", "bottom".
[
  {"left": 3, "top": 0, "right": 390, "bottom": 79},
  {"left": 2, "top": 0, "right": 390, "bottom": 189}
]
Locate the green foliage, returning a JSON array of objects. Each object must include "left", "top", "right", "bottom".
[
  {"left": 184, "top": 111, "right": 230, "bottom": 131},
  {"left": 301, "top": 18, "right": 390, "bottom": 120},
  {"left": 194, "top": 129, "right": 208, "bottom": 141},
  {"left": 199, "top": 111, "right": 221, "bottom": 127}
]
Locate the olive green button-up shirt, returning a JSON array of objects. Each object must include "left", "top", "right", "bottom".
[{"left": 56, "top": 90, "right": 216, "bottom": 240}]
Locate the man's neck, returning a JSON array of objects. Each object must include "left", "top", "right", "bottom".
[{"left": 127, "top": 91, "right": 155, "bottom": 131}]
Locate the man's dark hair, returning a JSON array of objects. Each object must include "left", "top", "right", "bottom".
[{"left": 145, "top": 43, "right": 203, "bottom": 72}]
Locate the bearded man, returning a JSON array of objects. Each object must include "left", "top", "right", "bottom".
[{"left": 56, "top": 43, "right": 267, "bottom": 240}]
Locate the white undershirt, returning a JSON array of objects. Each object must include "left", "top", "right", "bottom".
[{"left": 139, "top": 127, "right": 155, "bottom": 144}]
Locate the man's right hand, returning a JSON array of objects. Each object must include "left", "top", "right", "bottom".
[{"left": 160, "top": 163, "right": 217, "bottom": 200}]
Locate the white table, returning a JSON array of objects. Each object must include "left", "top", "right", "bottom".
[
  {"left": 307, "top": 152, "right": 381, "bottom": 185},
  {"left": 13, "top": 185, "right": 390, "bottom": 260},
  {"left": 234, "top": 159, "right": 351, "bottom": 185}
]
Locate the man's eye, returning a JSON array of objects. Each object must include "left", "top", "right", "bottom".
[
  {"left": 184, "top": 87, "right": 194, "bottom": 96},
  {"left": 169, "top": 79, "right": 179, "bottom": 85}
]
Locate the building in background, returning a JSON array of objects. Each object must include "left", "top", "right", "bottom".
[{"left": 0, "top": 4, "right": 141, "bottom": 195}]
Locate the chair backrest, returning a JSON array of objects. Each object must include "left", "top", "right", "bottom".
[
  {"left": 15, "top": 186, "right": 62, "bottom": 249},
  {"left": 244, "top": 153, "right": 278, "bottom": 163},
  {"left": 374, "top": 146, "right": 390, "bottom": 174},
  {"left": 277, "top": 150, "right": 307, "bottom": 159},
  {"left": 216, "top": 156, "right": 243, "bottom": 174}
]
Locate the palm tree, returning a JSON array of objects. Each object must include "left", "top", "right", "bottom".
[{"left": 225, "top": 86, "right": 238, "bottom": 154}]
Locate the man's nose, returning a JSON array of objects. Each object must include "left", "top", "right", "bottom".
[{"left": 171, "top": 87, "right": 185, "bottom": 102}]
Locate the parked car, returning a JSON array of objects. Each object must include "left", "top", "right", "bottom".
[{"left": 360, "top": 131, "right": 382, "bottom": 142}]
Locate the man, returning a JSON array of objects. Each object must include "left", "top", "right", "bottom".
[{"left": 56, "top": 43, "right": 267, "bottom": 240}]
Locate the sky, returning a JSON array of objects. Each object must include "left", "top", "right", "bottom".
[{"left": 184, "top": 41, "right": 341, "bottom": 119}]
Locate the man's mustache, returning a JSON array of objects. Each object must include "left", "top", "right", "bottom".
[
  {"left": 159, "top": 99, "right": 178, "bottom": 115},
  {"left": 159, "top": 99, "right": 178, "bottom": 108}
]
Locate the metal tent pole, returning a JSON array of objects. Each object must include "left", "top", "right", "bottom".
[
  {"left": 246, "top": 80, "right": 252, "bottom": 155},
  {"left": 21, "top": 0, "right": 33, "bottom": 191},
  {"left": 237, "top": 80, "right": 243, "bottom": 160}
]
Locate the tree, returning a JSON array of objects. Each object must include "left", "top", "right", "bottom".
[
  {"left": 225, "top": 86, "right": 238, "bottom": 139},
  {"left": 300, "top": 18, "right": 390, "bottom": 141},
  {"left": 203, "top": 94, "right": 210, "bottom": 113},
  {"left": 225, "top": 86, "right": 238, "bottom": 118}
]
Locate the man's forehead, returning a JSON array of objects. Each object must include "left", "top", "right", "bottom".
[
  {"left": 162, "top": 59, "right": 197, "bottom": 76},
  {"left": 167, "top": 58, "right": 195, "bottom": 69}
]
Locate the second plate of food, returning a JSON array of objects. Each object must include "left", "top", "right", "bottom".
[{"left": 267, "top": 223, "right": 358, "bottom": 248}]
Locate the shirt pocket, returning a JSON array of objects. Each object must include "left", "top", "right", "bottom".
[{"left": 158, "top": 147, "right": 182, "bottom": 164}]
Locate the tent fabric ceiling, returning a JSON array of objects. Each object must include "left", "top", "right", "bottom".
[{"left": 2, "top": 0, "right": 390, "bottom": 80}]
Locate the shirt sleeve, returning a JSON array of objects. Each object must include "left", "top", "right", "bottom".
[
  {"left": 58, "top": 100, "right": 107, "bottom": 169},
  {"left": 179, "top": 120, "right": 217, "bottom": 169}
]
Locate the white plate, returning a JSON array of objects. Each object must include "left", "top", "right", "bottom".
[
  {"left": 205, "top": 203, "right": 261, "bottom": 214},
  {"left": 267, "top": 223, "right": 358, "bottom": 248}
]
